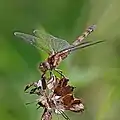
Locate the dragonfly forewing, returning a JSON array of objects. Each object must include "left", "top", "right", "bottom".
[
  {"left": 14, "top": 32, "right": 54, "bottom": 54},
  {"left": 14, "top": 29, "right": 72, "bottom": 55},
  {"left": 33, "top": 30, "right": 71, "bottom": 53}
]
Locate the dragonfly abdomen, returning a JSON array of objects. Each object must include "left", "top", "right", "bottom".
[{"left": 73, "top": 24, "right": 96, "bottom": 45}]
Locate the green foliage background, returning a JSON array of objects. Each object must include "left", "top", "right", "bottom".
[{"left": 0, "top": 0, "right": 120, "bottom": 120}]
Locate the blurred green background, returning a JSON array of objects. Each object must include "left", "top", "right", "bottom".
[{"left": 0, "top": 0, "right": 120, "bottom": 120}]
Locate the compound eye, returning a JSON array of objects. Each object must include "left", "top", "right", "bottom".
[{"left": 40, "top": 63, "right": 43, "bottom": 66}]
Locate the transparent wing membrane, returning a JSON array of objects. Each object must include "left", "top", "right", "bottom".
[
  {"left": 14, "top": 32, "right": 51, "bottom": 54},
  {"left": 57, "top": 40, "right": 105, "bottom": 53},
  {"left": 69, "top": 40, "right": 105, "bottom": 52},
  {"left": 33, "top": 30, "right": 71, "bottom": 53},
  {"left": 14, "top": 29, "right": 71, "bottom": 54}
]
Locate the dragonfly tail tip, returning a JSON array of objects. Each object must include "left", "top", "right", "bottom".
[{"left": 90, "top": 24, "right": 96, "bottom": 30}]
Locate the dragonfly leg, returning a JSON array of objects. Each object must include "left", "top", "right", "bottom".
[
  {"left": 49, "top": 70, "right": 54, "bottom": 78},
  {"left": 55, "top": 68, "right": 65, "bottom": 77},
  {"left": 41, "top": 72, "right": 46, "bottom": 78}
]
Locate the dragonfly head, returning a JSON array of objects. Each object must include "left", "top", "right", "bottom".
[{"left": 39, "top": 62, "right": 50, "bottom": 72}]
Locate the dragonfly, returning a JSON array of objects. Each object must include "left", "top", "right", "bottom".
[{"left": 14, "top": 25, "right": 104, "bottom": 76}]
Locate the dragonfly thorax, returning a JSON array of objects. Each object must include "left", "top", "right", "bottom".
[{"left": 39, "top": 54, "right": 63, "bottom": 73}]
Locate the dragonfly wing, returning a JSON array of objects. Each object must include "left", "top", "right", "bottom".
[
  {"left": 33, "top": 30, "right": 71, "bottom": 53},
  {"left": 58, "top": 41, "right": 92, "bottom": 53},
  {"left": 69, "top": 40, "right": 105, "bottom": 52},
  {"left": 14, "top": 32, "right": 51, "bottom": 54}
]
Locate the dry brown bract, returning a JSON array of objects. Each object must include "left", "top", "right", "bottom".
[{"left": 25, "top": 75, "right": 84, "bottom": 120}]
